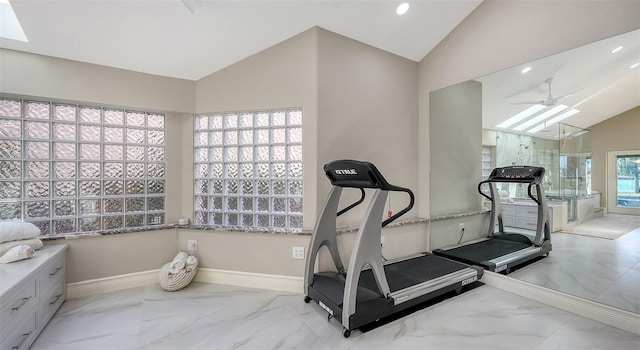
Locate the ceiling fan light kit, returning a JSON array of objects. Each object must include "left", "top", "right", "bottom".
[{"left": 498, "top": 77, "right": 585, "bottom": 134}]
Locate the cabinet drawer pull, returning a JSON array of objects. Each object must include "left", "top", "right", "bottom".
[
  {"left": 11, "top": 297, "right": 32, "bottom": 311},
  {"left": 49, "top": 294, "right": 63, "bottom": 305},
  {"left": 12, "top": 331, "right": 33, "bottom": 350},
  {"left": 49, "top": 266, "right": 63, "bottom": 276}
]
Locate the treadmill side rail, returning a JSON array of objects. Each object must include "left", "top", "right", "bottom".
[
  {"left": 487, "top": 246, "right": 542, "bottom": 270},
  {"left": 388, "top": 267, "right": 481, "bottom": 305}
]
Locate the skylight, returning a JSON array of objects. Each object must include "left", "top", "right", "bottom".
[
  {"left": 543, "top": 108, "right": 580, "bottom": 126},
  {"left": 496, "top": 104, "right": 546, "bottom": 129},
  {"left": 0, "top": 0, "right": 28, "bottom": 42},
  {"left": 525, "top": 109, "right": 580, "bottom": 134},
  {"left": 525, "top": 124, "right": 547, "bottom": 134},
  {"left": 513, "top": 104, "right": 568, "bottom": 131}
]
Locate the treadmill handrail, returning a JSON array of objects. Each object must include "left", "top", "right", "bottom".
[
  {"left": 527, "top": 183, "right": 540, "bottom": 205},
  {"left": 382, "top": 187, "right": 414, "bottom": 227},
  {"left": 337, "top": 188, "right": 365, "bottom": 217},
  {"left": 478, "top": 180, "right": 492, "bottom": 201},
  {"left": 324, "top": 160, "right": 415, "bottom": 228}
]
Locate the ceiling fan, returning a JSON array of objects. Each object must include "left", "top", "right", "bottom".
[{"left": 512, "top": 78, "right": 580, "bottom": 106}]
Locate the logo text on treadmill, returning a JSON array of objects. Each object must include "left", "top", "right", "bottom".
[
  {"left": 460, "top": 276, "right": 478, "bottom": 286},
  {"left": 318, "top": 300, "right": 334, "bottom": 316},
  {"left": 335, "top": 169, "right": 357, "bottom": 175},
  {"left": 495, "top": 265, "right": 507, "bottom": 273}
]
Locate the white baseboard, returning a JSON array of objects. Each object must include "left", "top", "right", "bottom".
[
  {"left": 194, "top": 268, "right": 304, "bottom": 293},
  {"left": 66, "top": 268, "right": 303, "bottom": 300},
  {"left": 482, "top": 271, "right": 640, "bottom": 336},
  {"left": 67, "top": 269, "right": 160, "bottom": 299}
]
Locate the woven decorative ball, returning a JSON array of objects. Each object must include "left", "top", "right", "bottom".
[{"left": 158, "top": 262, "right": 198, "bottom": 292}]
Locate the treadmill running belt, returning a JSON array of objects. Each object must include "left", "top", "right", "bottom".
[
  {"left": 360, "top": 254, "right": 468, "bottom": 293},
  {"left": 440, "top": 239, "right": 530, "bottom": 264}
]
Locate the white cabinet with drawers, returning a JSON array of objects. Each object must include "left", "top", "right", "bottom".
[
  {"left": 500, "top": 200, "right": 567, "bottom": 232},
  {"left": 0, "top": 244, "right": 68, "bottom": 350}
]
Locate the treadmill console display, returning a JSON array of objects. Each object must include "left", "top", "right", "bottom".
[
  {"left": 488, "top": 166, "right": 545, "bottom": 184},
  {"left": 324, "top": 160, "right": 394, "bottom": 190}
]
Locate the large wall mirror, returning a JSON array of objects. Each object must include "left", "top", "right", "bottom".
[{"left": 430, "top": 29, "right": 640, "bottom": 315}]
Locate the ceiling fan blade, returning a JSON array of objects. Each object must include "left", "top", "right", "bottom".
[
  {"left": 511, "top": 100, "right": 546, "bottom": 105},
  {"left": 554, "top": 88, "right": 583, "bottom": 101}
]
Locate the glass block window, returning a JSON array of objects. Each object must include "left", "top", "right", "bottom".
[
  {"left": 482, "top": 146, "right": 492, "bottom": 179},
  {"left": 0, "top": 97, "right": 166, "bottom": 236},
  {"left": 194, "top": 109, "right": 303, "bottom": 232}
]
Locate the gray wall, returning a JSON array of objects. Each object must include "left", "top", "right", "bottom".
[
  {"left": 428, "top": 80, "right": 485, "bottom": 249},
  {"left": 313, "top": 28, "right": 421, "bottom": 269},
  {"left": 316, "top": 28, "right": 419, "bottom": 227},
  {"left": 0, "top": 49, "right": 195, "bottom": 113},
  {"left": 429, "top": 80, "right": 482, "bottom": 217},
  {"left": 590, "top": 106, "right": 640, "bottom": 207}
]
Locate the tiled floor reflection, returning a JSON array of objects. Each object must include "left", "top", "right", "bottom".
[{"left": 510, "top": 227, "right": 640, "bottom": 314}]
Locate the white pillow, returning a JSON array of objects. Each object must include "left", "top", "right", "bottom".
[
  {"left": 0, "top": 238, "right": 43, "bottom": 257},
  {"left": 0, "top": 221, "right": 41, "bottom": 243},
  {"left": 0, "top": 245, "right": 35, "bottom": 264}
]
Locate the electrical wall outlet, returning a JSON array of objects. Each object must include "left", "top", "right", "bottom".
[
  {"left": 187, "top": 240, "right": 198, "bottom": 251},
  {"left": 381, "top": 236, "right": 386, "bottom": 247},
  {"left": 292, "top": 246, "right": 305, "bottom": 259},
  {"left": 459, "top": 223, "right": 465, "bottom": 232}
]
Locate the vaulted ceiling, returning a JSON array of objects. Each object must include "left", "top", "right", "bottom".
[{"left": 2, "top": 0, "right": 481, "bottom": 80}]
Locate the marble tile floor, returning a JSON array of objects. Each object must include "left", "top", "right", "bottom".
[
  {"left": 510, "top": 227, "right": 640, "bottom": 314},
  {"left": 31, "top": 282, "right": 640, "bottom": 350}
]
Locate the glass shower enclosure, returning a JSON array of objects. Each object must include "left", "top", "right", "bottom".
[{"left": 495, "top": 123, "right": 592, "bottom": 221}]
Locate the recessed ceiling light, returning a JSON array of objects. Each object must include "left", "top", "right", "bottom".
[
  {"left": 631, "top": 62, "right": 640, "bottom": 69},
  {"left": 521, "top": 67, "right": 532, "bottom": 74},
  {"left": 396, "top": 3, "right": 409, "bottom": 15},
  {"left": 612, "top": 46, "right": 623, "bottom": 54},
  {"left": 0, "top": 0, "right": 28, "bottom": 42}
]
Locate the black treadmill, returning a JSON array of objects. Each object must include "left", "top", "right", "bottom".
[
  {"left": 304, "top": 160, "right": 483, "bottom": 338},
  {"left": 433, "top": 165, "right": 552, "bottom": 274}
]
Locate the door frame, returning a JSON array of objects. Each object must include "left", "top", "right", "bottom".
[{"left": 607, "top": 150, "right": 640, "bottom": 215}]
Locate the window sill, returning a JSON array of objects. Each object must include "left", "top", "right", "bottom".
[
  {"left": 333, "top": 217, "right": 429, "bottom": 235},
  {"left": 40, "top": 218, "right": 431, "bottom": 241},
  {"left": 40, "top": 224, "right": 178, "bottom": 241},
  {"left": 188, "top": 225, "right": 307, "bottom": 235}
]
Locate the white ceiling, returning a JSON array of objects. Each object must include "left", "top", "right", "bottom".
[
  {"left": 477, "top": 29, "right": 640, "bottom": 138},
  {"left": 1, "top": 1, "right": 638, "bottom": 133},
  {"left": 1, "top": 0, "right": 481, "bottom": 80}
]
